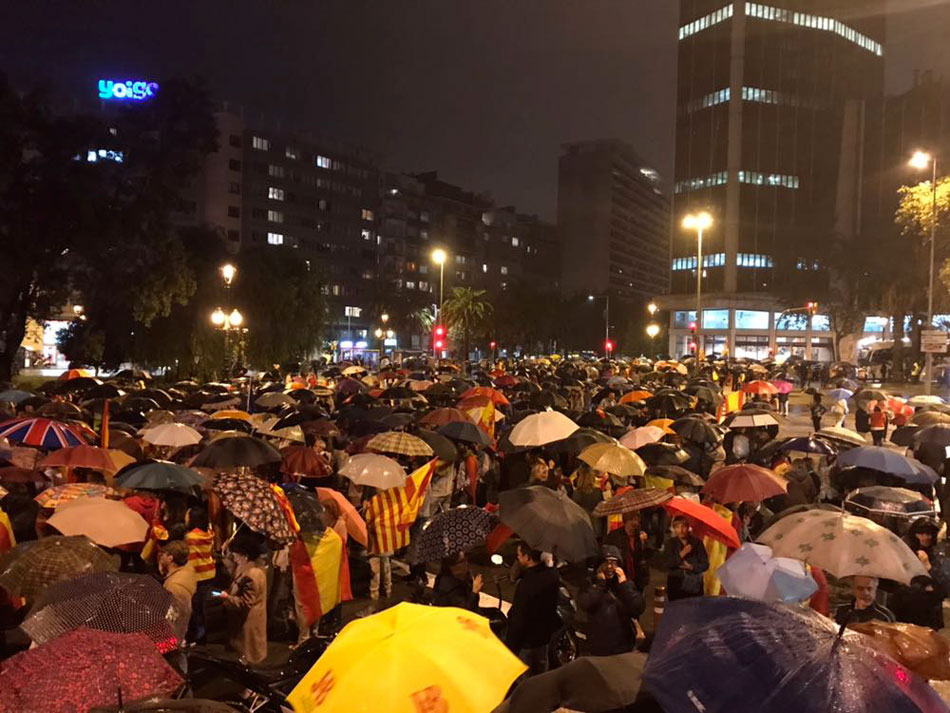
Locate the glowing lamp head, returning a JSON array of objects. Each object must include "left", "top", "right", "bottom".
[
  {"left": 910, "top": 151, "right": 933, "bottom": 170},
  {"left": 647, "top": 302, "right": 658, "bottom": 315},
  {"left": 375, "top": 328, "right": 383, "bottom": 338},
  {"left": 381, "top": 312, "right": 389, "bottom": 323},
  {"left": 220, "top": 263, "right": 237, "bottom": 285},
  {"left": 431, "top": 248, "right": 447, "bottom": 266},
  {"left": 646, "top": 323, "right": 661, "bottom": 338},
  {"left": 228, "top": 309, "right": 243, "bottom": 327},
  {"left": 683, "top": 212, "right": 713, "bottom": 231},
  {"left": 211, "top": 308, "right": 226, "bottom": 326}
]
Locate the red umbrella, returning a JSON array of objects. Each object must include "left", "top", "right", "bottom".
[
  {"left": 702, "top": 464, "right": 787, "bottom": 504},
  {"left": 460, "top": 386, "right": 510, "bottom": 406},
  {"left": 771, "top": 380, "right": 795, "bottom": 394},
  {"left": 742, "top": 380, "right": 778, "bottom": 396},
  {"left": 663, "top": 497, "right": 741, "bottom": 548},
  {"left": 494, "top": 374, "right": 518, "bottom": 388},
  {"left": 0, "top": 628, "right": 182, "bottom": 713},
  {"left": 280, "top": 445, "right": 331, "bottom": 478},
  {"left": 418, "top": 408, "right": 473, "bottom": 428},
  {"left": 40, "top": 445, "right": 118, "bottom": 473}
]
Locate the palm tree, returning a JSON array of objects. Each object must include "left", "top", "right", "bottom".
[{"left": 441, "top": 287, "right": 493, "bottom": 359}]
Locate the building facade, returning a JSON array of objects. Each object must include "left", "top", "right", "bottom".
[{"left": 557, "top": 139, "right": 670, "bottom": 303}]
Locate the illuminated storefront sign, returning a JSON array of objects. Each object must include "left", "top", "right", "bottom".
[{"left": 97, "top": 79, "right": 159, "bottom": 101}]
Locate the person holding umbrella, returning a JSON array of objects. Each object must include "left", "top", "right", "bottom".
[
  {"left": 577, "top": 545, "right": 645, "bottom": 656},
  {"left": 890, "top": 519, "right": 945, "bottom": 630},
  {"left": 659, "top": 516, "right": 709, "bottom": 601}
]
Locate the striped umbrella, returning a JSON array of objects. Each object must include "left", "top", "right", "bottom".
[
  {"left": 366, "top": 431, "right": 434, "bottom": 458},
  {"left": 0, "top": 418, "right": 85, "bottom": 449},
  {"left": 35, "top": 483, "right": 116, "bottom": 509},
  {"left": 593, "top": 488, "right": 673, "bottom": 516}
]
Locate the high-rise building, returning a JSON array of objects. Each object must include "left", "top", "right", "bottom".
[
  {"left": 557, "top": 139, "right": 670, "bottom": 302},
  {"left": 661, "top": 1, "right": 885, "bottom": 359}
]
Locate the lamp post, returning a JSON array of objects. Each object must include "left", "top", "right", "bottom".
[
  {"left": 214, "top": 263, "right": 241, "bottom": 372},
  {"left": 431, "top": 248, "right": 447, "bottom": 322},
  {"left": 910, "top": 151, "right": 939, "bottom": 395},
  {"left": 682, "top": 212, "right": 713, "bottom": 354},
  {"left": 588, "top": 293, "right": 611, "bottom": 357},
  {"left": 646, "top": 322, "right": 661, "bottom": 356}
]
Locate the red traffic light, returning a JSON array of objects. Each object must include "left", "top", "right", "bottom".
[
  {"left": 604, "top": 340, "right": 615, "bottom": 352},
  {"left": 489, "top": 341, "right": 497, "bottom": 349},
  {"left": 434, "top": 325, "right": 446, "bottom": 337},
  {"left": 688, "top": 321, "right": 697, "bottom": 333},
  {"left": 434, "top": 339, "right": 444, "bottom": 349}
]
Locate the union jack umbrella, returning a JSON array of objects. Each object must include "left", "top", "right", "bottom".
[{"left": 0, "top": 418, "right": 85, "bottom": 449}]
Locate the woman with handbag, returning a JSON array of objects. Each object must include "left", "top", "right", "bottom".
[{"left": 660, "top": 516, "right": 709, "bottom": 601}]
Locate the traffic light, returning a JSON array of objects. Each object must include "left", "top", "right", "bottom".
[
  {"left": 689, "top": 321, "right": 697, "bottom": 334},
  {"left": 432, "top": 325, "right": 446, "bottom": 352},
  {"left": 605, "top": 340, "right": 615, "bottom": 353},
  {"left": 806, "top": 301, "right": 818, "bottom": 315},
  {"left": 434, "top": 339, "right": 444, "bottom": 349},
  {"left": 434, "top": 325, "right": 446, "bottom": 338},
  {"left": 489, "top": 340, "right": 497, "bottom": 350}
]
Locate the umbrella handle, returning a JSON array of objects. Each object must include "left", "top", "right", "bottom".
[{"left": 221, "top": 521, "right": 246, "bottom": 552}]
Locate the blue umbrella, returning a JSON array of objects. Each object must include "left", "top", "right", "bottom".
[
  {"left": 837, "top": 446, "right": 937, "bottom": 484},
  {"left": 777, "top": 437, "right": 837, "bottom": 456},
  {"left": 827, "top": 388, "right": 854, "bottom": 402},
  {"left": 643, "top": 597, "right": 950, "bottom": 713},
  {"left": 0, "top": 390, "right": 34, "bottom": 404}
]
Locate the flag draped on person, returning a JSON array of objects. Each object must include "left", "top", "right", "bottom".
[
  {"left": 364, "top": 459, "right": 436, "bottom": 554},
  {"left": 0, "top": 505, "right": 15, "bottom": 555},
  {"left": 290, "top": 527, "right": 352, "bottom": 627}
]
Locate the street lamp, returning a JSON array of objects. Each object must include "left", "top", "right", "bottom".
[
  {"left": 646, "top": 322, "right": 661, "bottom": 355},
  {"left": 910, "top": 151, "right": 939, "bottom": 394},
  {"left": 647, "top": 302, "right": 658, "bottom": 316},
  {"left": 211, "top": 308, "right": 226, "bottom": 327},
  {"left": 588, "top": 293, "right": 611, "bottom": 357},
  {"left": 381, "top": 312, "right": 389, "bottom": 325},
  {"left": 431, "top": 248, "right": 447, "bottom": 323},
  {"left": 220, "top": 263, "right": 237, "bottom": 286},
  {"left": 682, "top": 212, "right": 713, "bottom": 354}
]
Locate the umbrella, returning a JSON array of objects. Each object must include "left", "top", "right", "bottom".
[
  {"left": 212, "top": 472, "right": 297, "bottom": 544},
  {"left": 816, "top": 426, "right": 867, "bottom": 447},
  {"left": 642, "top": 597, "right": 948, "bottom": 713},
  {"left": 856, "top": 388, "right": 890, "bottom": 410},
  {"left": 849, "top": 620, "right": 950, "bottom": 682},
  {"left": 48, "top": 497, "right": 149, "bottom": 547},
  {"left": 460, "top": 386, "right": 510, "bottom": 406},
  {"left": 282, "top": 485, "right": 327, "bottom": 534},
  {"left": 635, "top": 442, "right": 690, "bottom": 466},
  {"left": 827, "top": 388, "right": 855, "bottom": 402},
  {"left": 340, "top": 453, "right": 407, "bottom": 489},
  {"left": 439, "top": 420, "right": 493, "bottom": 446},
  {"left": 758, "top": 509, "right": 928, "bottom": 584},
  {"left": 702, "top": 463, "right": 787, "bottom": 504},
  {"left": 777, "top": 437, "right": 837, "bottom": 456},
  {"left": 498, "top": 652, "right": 645, "bottom": 713},
  {"left": 22, "top": 571, "right": 188, "bottom": 651},
  {"left": 592, "top": 488, "right": 672, "bottom": 516},
  {"left": 115, "top": 461, "right": 204, "bottom": 493},
  {"left": 0, "top": 535, "right": 118, "bottom": 602},
  {"left": 646, "top": 418, "right": 676, "bottom": 433},
  {"left": 201, "top": 395, "right": 241, "bottom": 411},
  {"left": 0, "top": 389, "right": 35, "bottom": 404},
  {"left": 255, "top": 392, "right": 296, "bottom": 408},
  {"left": 0, "top": 417, "right": 85, "bottom": 449},
  {"left": 844, "top": 486, "right": 936, "bottom": 519},
  {"left": 35, "top": 483, "right": 115, "bottom": 509},
  {"left": 0, "top": 628, "right": 182, "bottom": 713},
  {"left": 287, "top": 602, "right": 525, "bottom": 713},
  {"left": 645, "top": 392, "right": 690, "bottom": 414},
  {"left": 39, "top": 445, "right": 119, "bottom": 473},
  {"left": 645, "top": 465, "right": 705, "bottom": 487},
  {"left": 419, "top": 408, "right": 473, "bottom": 427},
  {"left": 191, "top": 436, "right": 282, "bottom": 470},
  {"left": 891, "top": 425, "right": 921, "bottom": 448},
  {"left": 414, "top": 506, "right": 496, "bottom": 562},
  {"left": 663, "top": 497, "right": 740, "bottom": 548},
  {"left": 316, "top": 488, "right": 368, "bottom": 546},
  {"left": 716, "top": 542, "right": 818, "bottom": 603},
  {"left": 619, "top": 390, "right": 653, "bottom": 404},
  {"left": 742, "top": 380, "right": 779, "bottom": 396},
  {"left": 416, "top": 429, "right": 458, "bottom": 461},
  {"left": 547, "top": 427, "right": 614, "bottom": 454},
  {"left": 913, "top": 423, "right": 950, "bottom": 448},
  {"left": 913, "top": 411, "right": 950, "bottom": 427},
  {"left": 618, "top": 426, "right": 666, "bottom": 450},
  {"left": 366, "top": 431, "right": 434, "bottom": 458},
  {"left": 578, "top": 442, "right": 646, "bottom": 477},
  {"left": 909, "top": 394, "right": 946, "bottom": 406},
  {"left": 201, "top": 418, "right": 252, "bottom": 434},
  {"left": 671, "top": 416, "right": 722, "bottom": 444},
  {"left": 508, "top": 411, "right": 578, "bottom": 447},
  {"left": 499, "top": 485, "right": 598, "bottom": 561},
  {"left": 837, "top": 446, "right": 937, "bottom": 484},
  {"left": 140, "top": 423, "right": 202, "bottom": 448},
  {"left": 280, "top": 445, "right": 331, "bottom": 479},
  {"left": 771, "top": 380, "right": 795, "bottom": 394},
  {"left": 723, "top": 411, "right": 780, "bottom": 428}
]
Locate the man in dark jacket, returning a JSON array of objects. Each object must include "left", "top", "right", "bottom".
[
  {"left": 506, "top": 542, "right": 561, "bottom": 676},
  {"left": 604, "top": 511, "right": 652, "bottom": 591},
  {"left": 578, "top": 546, "right": 645, "bottom": 656}
]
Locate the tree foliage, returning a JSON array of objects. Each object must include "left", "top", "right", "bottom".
[{"left": 441, "top": 287, "right": 492, "bottom": 359}]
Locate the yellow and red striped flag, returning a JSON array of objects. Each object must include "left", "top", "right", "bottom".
[
  {"left": 364, "top": 459, "right": 436, "bottom": 555},
  {"left": 478, "top": 399, "right": 496, "bottom": 441},
  {"left": 290, "top": 526, "right": 352, "bottom": 626},
  {"left": 100, "top": 399, "right": 110, "bottom": 449},
  {"left": 0, "top": 506, "right": 15, "bottom": 555}
]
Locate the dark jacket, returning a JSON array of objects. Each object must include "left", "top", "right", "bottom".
[
  {"left": 891, "top": 526, "right": 945, "bottom": 630},
  {"left": 659, "top": 534, "right": 709, "bottom": 575},
  {"left": 432, "top": 572, "right": 479, "bottom": 611},
  {"left": 605, "top": 527, "right": 653, "bottom": 590},
  {"left": 834, "top": 601, "right": 895, "bottom": 626},
  {"left": 577, "top": 577, "right": 644, "bottom": 656},
  {"left": 506, "top": 563, "right": 561, "bottom": 652}
]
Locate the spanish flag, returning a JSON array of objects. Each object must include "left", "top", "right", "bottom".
[
  {"left": 364, "top": 459, "right": 436, "bottom": 555},
  {"left": 290, "top": 527, "right": 352, "bottom": 627},
  {"left": 0, "top": 506, "right": 15, "bottom": 555}
]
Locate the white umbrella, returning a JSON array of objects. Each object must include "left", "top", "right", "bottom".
[
  {"left": 509, "top": 411, "right": 578, "bottom": 447},
  {"left": 619, "top": 426, "right": 666, "bottom": 450},
  {"left": 717, "top": 542, "right": 818, "bottom": 603},
  {"left": 908, "top": 394, "right": 946, "bottom": 406},
  {"left": 139, "top": 422, "right": 202, "bottom": 448},
  {"left": 726, "top": 412, "right": 779, "bottom": 428},
  {"left": 816, "top": 426, "right": 867, "bottom": 447},
  {"left": 757, "top": 509, "right": 927, "bottom": 585},
  {"left": 48, "top": 497, "right": 149, "bottom": 547},
  {"left": 340, "top": 453, "right": 407, "bottom": 490},
  {"left": 255, "top": 392, "right": 296, "bottom": 408},
  {"left": 342, "top": 365, "right": 366, "bottom": 376}
]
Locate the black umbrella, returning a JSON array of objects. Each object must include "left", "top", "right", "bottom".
[
  {"left": 281, "top": 484, "right": 327, "bottom": 533},
  {"left": 192, "top": 436, "right": 282, "bottom": 469},
  {"left": 416, "top": 429, "right": 458, "bottom": 461},
  {"left": 132, "top": 389, "right": 174, "bottom": 408},
  {"left": 645, "top": 393, "right": 690, "bottom": 414},
  {"left": 889, "top": 426, "right": 920, "bottom": 448},
  {"left": 577, "top": 411, "right": 623, "bottom": 430},
  {"left": 671, "top": 417, "right": 722, "bottom": 445},
  {"left": 84, "top": 384, "right": 124, "bottom": 400},
  {"left": 548, "top": 427, "right": 615, "bottom": 454},
  {"left": 530, "top": 390, "right": 568, "bottom": 410},
  {"left": 439, "top": 421, "right": 492, "bottom": 446},
  {"left": 844, "top": 486, "right": 936, "bottom": 520},
  {"left": 413, "top": 507, "right": 496, "bottom": 563},
  {"left": 644, "top": 465, "right": 705, "bottom": 487},
  {"left": 913, "top": 423, "right": 950, "bottom": 448},
  {"left": 381, "top": 412, "right": 415, "bottom": 430},
  {"left": 201, "top": 418, "right": 253, "bottom": 433},
  {"left": 380, "top": 386, "right": 416, "bottom": 400},
  {"left": 498, "top": 486, "right": 598, "bottom": 562},
  {"left": 636, "top": 442, "right": 690, "bottom": 466}
]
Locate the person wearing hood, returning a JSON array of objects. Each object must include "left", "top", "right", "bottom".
[
  {"left": 577, "top": 546, "right": 645, "bottom": 656},
  {"left": 890, "top": 518, "right": 945, "bottom": 630}
]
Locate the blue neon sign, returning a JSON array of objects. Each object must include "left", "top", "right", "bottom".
[{"left": 97, "top": 79, "right": 159, "bottom": 101}]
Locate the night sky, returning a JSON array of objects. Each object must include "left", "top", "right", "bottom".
[{"left": 1, "top": 1, "right": 948, "bottom": 219}]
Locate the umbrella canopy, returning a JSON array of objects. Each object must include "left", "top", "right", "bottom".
[
  {"left": 909, "top": 394, "right": 946, "bottom": 406},
  {"left": 340, "top": 453, "right": 407, "bottom": 490},
  {"left": 508, "top": 411, "right": 578, "bottom": 447},
  {"left": 844, "top": 486, "right": 936, "bottom": 519},
  {"left": 281, "top": 485, "right": 327, "bottom": 534},
  {"left": 279, "top": 445, "right": 331, "bottom": 479},
  {"left": 702, "top": 463, "right": 787, "bottom": 504},
  {"left": 723, "top": 411, "right": 780, "bottom": 428},
  {"left": 419, "top": 408, "right": 473, "bottom": 428},
  {"left": 414, "top": 506, "right": 496, "bottom": 562},
  {"left": 742, "top": 380, "right": 779, "bottom": 396},
  {"left": 255, "top": 392, "right": 296, "bottom": 408},
  {"left": 287, "top": 602, "right": 525, "bottom": 713},
  {"left": 547, "top": 427, "right": 614, "bottom": 454},
  {"left": 777, "top": 436, "right": 837, "bottom": 456},
  {"left": 0, "top": 389, "right": 35, "bottom": 404},
  {"left": 40, "top": 445, "right": 119, "bottom": 473},
  {"left": 0, "top": 628, "right": 182, "bottom": 713},
  {"left": 619, "top": 390, "right": 653, "bottom": 404},
  {"left": 646, "top": 418, "right": 676, "bottom": 433},
  {"left": 0, "top": 535, "right": 118, "bottom": 602},
  {"left": 849, "top": 620, "right": 950, "bottom": 683},
  {"left": 671, "top": 416, "right": 722, "bottom": 444},
  {"left": 316, "top": 488, "right": 367, "bottom": 546},
  {"left": 48, "top": 497, "right": 149, "bottom": 547},
  {"left": 35, "top": 483, "right": 115, "bottom": 509},
  {"left": 827, "top": 388, "right": 855, "bottom": 402},
  {"left": 645, "top": 465, "right": 705, "bottom": 487},
  {"left": 592, "top": 488, "right": 672, "bottom": 516},
  {"left": 22, "top": 571, "right": 188, "bottom": 651},
  {"left": 212, "top": 473, "right": 297, "bottom": 545},
  {"left": 663, "top": 498, "right": 740, "bottom": 548},
  {"left": 771, "top": 380, "right": 795, "bottom": 394},
  {"left": 366, "top": 431, "right": 434, "bottom": 458},
  {"left": 499, "top": 485, "right": 598, "bottom": 562},
  {"left": 642, "top": 597, "right": 948, "bottom": 713},
  {"left": 716, "top": 542, "right": 818, "bottom": 603},
  {"left": 837, "top": 446, "right": 937, "bottom": 484},
  {"left": 913, "top": 423, "right": 950, "bottom": 448},
  {"left": 115, "top": 461, "right": 204, "bottom": 493},
  {"left": 191, "top": 436, "right": 282, "bottom": 470},
  {"left": 758, "top": 509, "right": 927, "bottom": 584},
  {"left": 635, "top": 442, "right": 690, "bottom": 466},
  {"left": 140, "top": 423, "right": 202, "bottom": 448},
  {"left": 416, "top": 429, "right": 458, "bottom": 461},
  {"left": 498, "top": 652, "right": 645, "bottom": 713},
  {"left": 912, "top": 410, "right": 950, "bottom": 427},
  {"left": 578, "top": 442, "right": 646, "bottom": 477},
  {"left": 460, "top": 386, "right": 510, "bottom": 406},
  {"left": 0, "top": 417, "right": 85, "bottom": 449},
  {"left": 439, "top": 420, "right": 493, "bottom": 446},
  {"left": 645, "top": 392, "right": 691, "bottom": 414},
  {"left": 816, "top": 426, "right": 867, "bottom": 447},
  {"left": 619, "top": 426, "right": 666, "bottom": 450}
]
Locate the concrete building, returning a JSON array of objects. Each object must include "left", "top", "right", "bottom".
[{"left": 557, "top": 139, "right": 670, "bottom": 303}]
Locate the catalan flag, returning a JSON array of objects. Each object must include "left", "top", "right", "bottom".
[
  {"left": 185, "top": 527, "right": 216, "bottom": 582},
  {"left": 364, "top": 459, "right": 436, "bottom": 555},
  {"left": 290, "top": 526, "right": 352, "bottom": 627}
]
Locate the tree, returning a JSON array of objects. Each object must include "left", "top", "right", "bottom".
[{"left": 440, "top": 287, "right": 492, "bottom": 359}]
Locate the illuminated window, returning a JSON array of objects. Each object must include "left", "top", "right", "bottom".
[
  {"left": 511, "top": 237, "right": 520, "bottom": 247},
  {"left": 737, "top": 171, "right": 799, "bottom": 188},
  {"left": 456, "top": 255, "right": 467, "bottom": 264},
  {"left": 745, "top": 3, "right": 883, "bottom": 56},
  {"left": 406, "top": 281, "right": 416, "bottom": 290},
  {"left": 673, "top": 171, "right": 728, "bottom": 194},
  {"left": 419, "top": 281, "right": 429, "bottom": 291},
  {"left": 671, "top": 253, "right": 727, "bottom": 270},
  {"left": 687, "top": 88, "right": 730, "bottom": 112},
  {"left": 361, "top": 229, "right": 372, "bottom": 241},
  {"left": 482, "top": 263, "right": 488, "bottom": 273},
  {"left": 267, "top": 232, "right": 284, "bottom": 245},
  {"left": 316, "top": 155, "right": 331, "bottom": 169},
  {"left": 285, "top": 147, "right": 298, "bottom": 160},
  {"left": 420, "top": 211, "right": 430, "bottom": 222},
  {"left": 252, "top": 136, "right": 270, "bottom": 150},
  {"left": 267, "top": 210, "right": 283, "bottom": 223},
  {"left": 361, "top": 208, "right": 375, "bottom": 221},
  {"left": 268, "top": 165, "right": 284, "bottom": 178},
  {"left": 268, "top": 187, "right": 285, "bottom": 201},
  {"left": 679, "top": 4, "right": 734, "bottom": 39},
  {"left": 737, "top": 253, "right": 774, "bottom": 267},
  {"left": 735, "top": 310, "right": 769, "bottom": 330},
  {"left": 500, "top": 265, "right": 509, "bottom": 275}
]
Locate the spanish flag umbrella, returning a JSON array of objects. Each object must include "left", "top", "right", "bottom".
[{"left": 287, "top": 602, "right": 526, "bottom": 713}]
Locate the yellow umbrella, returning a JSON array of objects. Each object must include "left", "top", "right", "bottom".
[
  {"left": 578, "top": 442, "right": 646, "bottom": 477},
  {"left": 211, "top": 409, "right": 252, "bottom": 421},
  {"left": 107, "top": 449, "right": 136, "bottom": 472},
  {"left": 646, "top": 418, "right": 676, "bottom": 434},
  {"left": 287, "top": 602, "right": 525, "bottom": 713}
]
